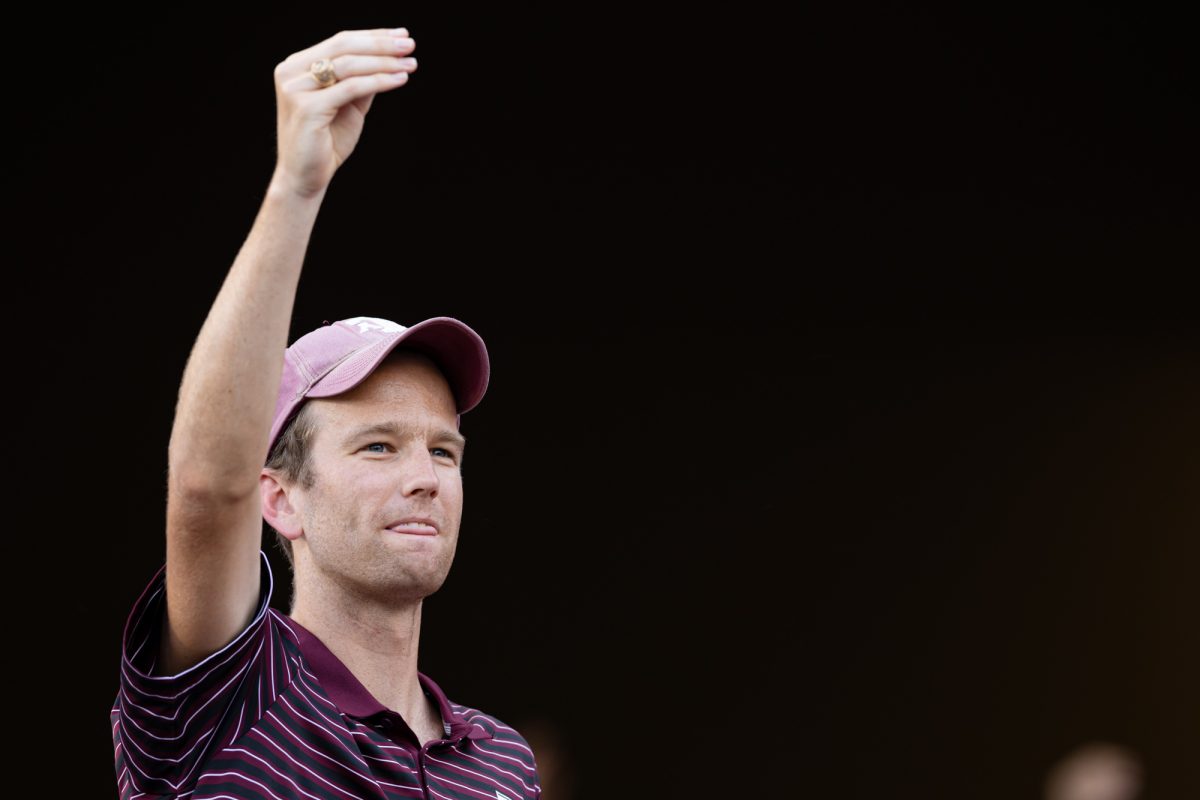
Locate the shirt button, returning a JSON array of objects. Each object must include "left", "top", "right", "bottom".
[{"left": 376, "top": 716, "right": 394, "bottom": 731}]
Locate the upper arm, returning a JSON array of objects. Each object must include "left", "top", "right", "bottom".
[{"left": 160, "top": 472, "right": 264, "bottom": 675}]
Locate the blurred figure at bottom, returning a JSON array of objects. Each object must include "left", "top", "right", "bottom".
[
  {"left": 1044, "top": 742, "right": 1143, "bottom": 800},
  {"left": 517, "top": 716, "right": 575, "bottom": 800}
]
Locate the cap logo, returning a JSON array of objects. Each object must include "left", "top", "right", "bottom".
[{"left": 343, "top": 316, "right": 407, "bottom": 334}]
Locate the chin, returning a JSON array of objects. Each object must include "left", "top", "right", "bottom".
[{"left": 384, "top": 573, "right": 450, "bottom": 602}]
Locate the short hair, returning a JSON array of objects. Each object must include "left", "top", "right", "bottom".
[{"left": 263, "top": 400, "right": 319, "bottom": 572}]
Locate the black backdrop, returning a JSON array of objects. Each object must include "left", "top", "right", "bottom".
[{"left": 15, "top": 4, "right": 1199, "bottom": 798}]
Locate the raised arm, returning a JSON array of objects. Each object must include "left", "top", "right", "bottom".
[{"left": 159, "top": 28, "right": 418, "bottom": 674}]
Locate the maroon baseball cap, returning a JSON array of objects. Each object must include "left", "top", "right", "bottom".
[{"left": 266, "top": 315, "right": 490, "bottom": 460}]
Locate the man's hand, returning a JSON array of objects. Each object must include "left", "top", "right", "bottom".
[{"left": 271, "top": 27, "right": 418, "bottom": 199}]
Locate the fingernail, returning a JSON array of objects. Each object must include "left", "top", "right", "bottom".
[{"left": 390, "top": 27, "right": 409, "bottom": 36}]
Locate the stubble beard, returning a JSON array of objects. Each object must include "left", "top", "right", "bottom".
[{"left": 303, "top": 496, "right": 458, "bottom": 607}]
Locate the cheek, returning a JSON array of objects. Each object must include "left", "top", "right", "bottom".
[
  {"left": 441, "top": 472, "right": 465, "bottom": 502},
  {"left": 342, "top": 466, "right": 398, "bottom": 494}
]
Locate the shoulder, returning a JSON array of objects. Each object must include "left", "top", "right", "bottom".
[
  {"left": 452, "top": 702, "right": 538, "bottom": 756},
  {"left": 453, "top": 703, "right": 520, "bottom": 736},
  {"left": 112, "top": 551, "right": 298, "bottom": 799},
  {"left": 451, "top": 702, "right": 542, "bottom": 799}
]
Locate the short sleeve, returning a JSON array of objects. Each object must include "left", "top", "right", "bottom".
[{"left": 111, "top": 550, "right": 282, "bottom": 798}]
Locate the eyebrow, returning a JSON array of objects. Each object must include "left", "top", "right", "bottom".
[{"left": 340, "top": 421, "right": 467, "bottom": 452}]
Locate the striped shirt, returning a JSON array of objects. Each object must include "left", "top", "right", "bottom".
[{"left": 111, "top": 551, "right": 542, "bottom": 800}]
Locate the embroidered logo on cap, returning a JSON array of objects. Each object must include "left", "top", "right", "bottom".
[{"left": 343, "top": 316, "right": 407, "bottom": 334}]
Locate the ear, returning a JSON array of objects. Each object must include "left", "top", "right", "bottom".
[{"left": 260, "top": 468, "right": 304, "bottom": 541}]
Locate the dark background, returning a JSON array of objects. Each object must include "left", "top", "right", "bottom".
[{"left": 15, "top": 3, "right": 1198, "bottom": 798}]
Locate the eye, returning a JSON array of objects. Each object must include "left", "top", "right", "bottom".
[
  {"left": 431, "top": 447, "right": 454, "bottom": 460},
  {"left": 363, "top": 442, "right": 392, "bottom": 453}
]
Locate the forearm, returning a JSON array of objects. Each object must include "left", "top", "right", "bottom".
[{"left": 167, "top": 169, "right": 328, "bottom": 497}]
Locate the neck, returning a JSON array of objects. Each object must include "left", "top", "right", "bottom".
[{"left": 289, "top": 575, "right": 431, "bottom": 732}]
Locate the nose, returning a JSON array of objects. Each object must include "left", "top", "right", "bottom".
[{"left": 398, "top": 448, "right": 439, "bottom": 498}]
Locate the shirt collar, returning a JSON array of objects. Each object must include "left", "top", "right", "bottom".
[{"left": 277, "top": 612, "right": 490, "bottom": 741}]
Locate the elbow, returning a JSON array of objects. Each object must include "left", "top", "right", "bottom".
[
  {"left": 167, "top": 457, "right": 262, "bottom": 506},
  {"left": 166, "top": 429, "right": 267, "bottom": 500}
]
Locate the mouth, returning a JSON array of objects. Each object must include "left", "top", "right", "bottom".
[{"left": 385, "top": 517, "right": 439, "bottom": 536}]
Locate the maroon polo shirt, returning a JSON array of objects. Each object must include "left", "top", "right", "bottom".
[{"left": 112, "top": 551, "right": 542, "bottom": 799}]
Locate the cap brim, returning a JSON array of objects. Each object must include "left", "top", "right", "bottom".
[{"left": 307, "top": 316, "right": 490, "bottom": 415}]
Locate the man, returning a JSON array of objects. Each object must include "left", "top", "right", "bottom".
[{"left": 110, "top": 27, "right": 542, "bottom": 800}]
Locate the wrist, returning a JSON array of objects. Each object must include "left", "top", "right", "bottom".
[{"left": 267, "top": 166, "right": 329, "bottom": 205}]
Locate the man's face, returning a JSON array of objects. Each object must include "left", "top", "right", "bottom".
[{"left": 289, "top": 351, "right": 466, "bottom": 604}]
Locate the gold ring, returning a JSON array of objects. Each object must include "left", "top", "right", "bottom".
[{"left": 309, "top": 59, "right": 338, "bottom": 89}]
